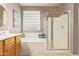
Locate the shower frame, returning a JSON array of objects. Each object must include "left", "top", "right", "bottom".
[{"left": 46, "top": 12, "right": 69, "bottom": 50}]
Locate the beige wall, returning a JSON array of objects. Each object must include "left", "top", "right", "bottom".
[
  {"left": 0, "top": 6, "right": 3, "bottom": 27},
  {"left": 73, "top": 4, "right": 78, "bottom": 54},
  {"left": 78, "top": 4, "right": 79, "bottom": 55},
  {"left": 21, "top": 6, "right": 59, "bottom": 33},
  {"left": 21, "top": 6, "right": 59, "bottom": 12}
]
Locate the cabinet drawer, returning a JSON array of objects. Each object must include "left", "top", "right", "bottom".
[
  {"left": 5, "top": 43, "right": 15, "bottom": 48},
  {"left": 5, "top": 37, "right": 15, "bottom": 46},
  {"left": 4, "top": 44, "right": 16, "bottom": 56}
]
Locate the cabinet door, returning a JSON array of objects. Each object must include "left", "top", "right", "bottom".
[
  {"left": 5, "top": 44, "right": 15, "bottom": 56},
  {"left": 9, "top": 44, "right": 16, "bottom": 56},
  {"left": 0, "top": 41, "right": 3, "bottom": 56},
  {"left": 5, "top": 37, "right": 15, "bottom": 46},
  {"left": 4, "top": 37, "right": 16, "bottom": 56},
  {"left": 4, "top": 46, "right": 10, "bottom": 56},
  {"left": 16, "top": 36, "right": 21, "bottom": 56}
]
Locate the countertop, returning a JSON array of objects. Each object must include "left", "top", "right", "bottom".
[{"left": 0, "top": 33, "right": 22, "bottom": 41}]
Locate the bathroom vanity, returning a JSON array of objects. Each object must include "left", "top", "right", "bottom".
[{"left": 0, "top": 32, "right": 22, "bottom": 56}]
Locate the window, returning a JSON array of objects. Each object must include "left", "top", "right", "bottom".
[
  {"left": 23, "top": 11, "right": 40, "bottom": 32},
  {"left": 13, "top": 10, "right": 21, "bottom": 31},
  {"left": 3, "top": 11, "right": 8, "bottom": 26}
]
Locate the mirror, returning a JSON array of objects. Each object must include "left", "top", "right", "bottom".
[{"left": 0, "top": 5, "right": 8, "bottom": 31}]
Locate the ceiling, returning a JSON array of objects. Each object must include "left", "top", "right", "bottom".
[{"left": 20, "top": 3, "right": 61, "bottom": 6}]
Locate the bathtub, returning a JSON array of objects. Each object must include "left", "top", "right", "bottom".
[{"left": 21, "top": 33, "right": 47, "bottom": 42}]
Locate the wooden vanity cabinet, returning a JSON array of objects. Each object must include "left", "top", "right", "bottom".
[
  {"left": 0, "top": 35, "right": 21, "bottom": 56},
  {"left": 0, "top": 41, "right": 3, "bottom": 56},
  {"left": 15, "top": 36, "right": 21, "bottom": 56},
  {"left": 4, "top": 37, "right": 16, "bottom": 56}
]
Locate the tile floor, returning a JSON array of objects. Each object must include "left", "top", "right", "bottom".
[{"left": 21, "top": 42, "right": 73, "bottom": 56}]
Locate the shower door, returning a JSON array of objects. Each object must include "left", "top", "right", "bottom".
[{"left": 47, "top": 13, "right": 69, "bottom": 50}]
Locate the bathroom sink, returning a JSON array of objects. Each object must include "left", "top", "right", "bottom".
[{"left": 0, "top": 31, "right": 9, "bottom": 37}]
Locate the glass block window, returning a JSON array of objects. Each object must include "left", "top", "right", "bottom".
[{"left": 23, "top": 11, "right": 40, "bottom": 32}]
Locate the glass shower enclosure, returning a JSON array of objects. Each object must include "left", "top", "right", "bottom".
[{"left": 47, "top": 12, "right": 69, "bottom": 50}]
